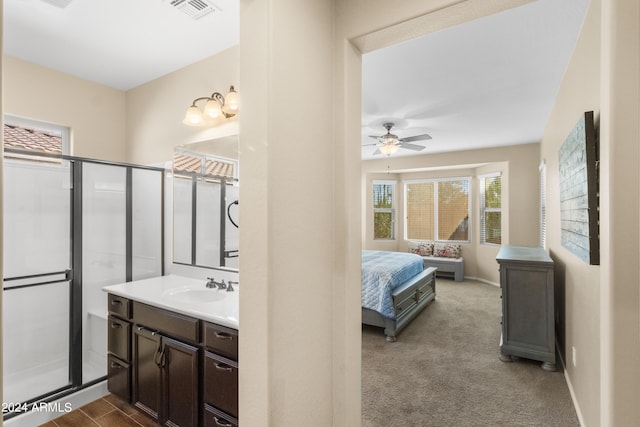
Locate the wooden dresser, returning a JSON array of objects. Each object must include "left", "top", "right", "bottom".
[{"left": 496, "top": 245, "right": 556, "bottom": 371}]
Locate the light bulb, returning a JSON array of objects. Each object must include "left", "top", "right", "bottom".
[{"left": 379, "top": 144, "right": 399, "bottom": 156}]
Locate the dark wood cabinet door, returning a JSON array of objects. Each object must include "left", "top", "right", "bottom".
[
  {"left": 163, "top": 337, "right": 199, "bottom": 427},
  {"left": 132, "top": 327, "right": 162, "bottom": 421}
]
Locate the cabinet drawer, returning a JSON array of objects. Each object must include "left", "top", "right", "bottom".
[
  {"left": 204, "top": 351, "right": 238, "bottom": 419},
  {"left": 204, "top": 403, "right": 238, "bottom": 427},
  {"left": 204, "top": 322, "right": 238, "bottom": 361},
  {"left": 108, "top": 355, "right": 131, "bottom": 403},
  {"left": 108, "top": 294, "right": 131, "bottom": 319},
  {"left": 394, "top": 295, "right": 417, "bottom": 319},
  {"left": 108, "top": 316, "right": 131, "bottom": 361},
  {"left": 417, "top": 278, "right": 435, "bottom": 302},
  {"left": 133, "top": 302, "right": 200, "bottom": 343}
]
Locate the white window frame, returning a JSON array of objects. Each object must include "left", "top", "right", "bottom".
[
  {"left": 403, "top": 177, "right": 471, "bottom": 243},
  {"left": 479, "top": 172, "right": 502, "bottom": 246},
  {"left": 4, "top": 115, "right": 70, "bottom": 155},
  {"left": 373, "top": 180, "right": 396, "bottom": 240}
]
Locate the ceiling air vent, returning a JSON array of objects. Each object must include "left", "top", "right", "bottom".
[
  {"left": 40, "top": 0, "right": 73, "bottom": 8},
  {"left": 170, "top": 0, "right": 220, "bottom": 20}
]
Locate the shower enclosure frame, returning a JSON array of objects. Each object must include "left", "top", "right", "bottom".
[{"left": 2, "top": 148, "right": 165, "bottom": 421}]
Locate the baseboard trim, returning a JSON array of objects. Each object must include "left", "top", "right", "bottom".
[
  {"left": 463, "top": 276, "right": 500, "bottom": 287},
  {"left": 558, "top": 349, "right": 586, "bottom": 426}
]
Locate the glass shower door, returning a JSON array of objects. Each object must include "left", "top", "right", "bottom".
[{"left": 2, "top": 159, "right": 72, "bottom": 404}]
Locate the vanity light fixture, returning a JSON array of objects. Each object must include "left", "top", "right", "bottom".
[{"left": 183, "top": 85, "right": 239, "bottom": 126}]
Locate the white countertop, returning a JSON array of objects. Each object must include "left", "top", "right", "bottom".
[{"left": 102, "top": 274, "right": 239, "bottom": 329}]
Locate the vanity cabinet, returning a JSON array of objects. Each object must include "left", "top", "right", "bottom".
[
  {"left": 496, "top": 245, "right": 555, "bottom": 371},
  {"left": 106, "top": 293, "right": 239, "bottom": 427}
]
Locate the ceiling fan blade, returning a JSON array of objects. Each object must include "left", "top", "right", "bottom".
[
  {"left": 361, "top": 142, "right": 379, "bottom": 147},
  {"left": 368, "top": 135, "right": 381, "bottom": 140},
  {"left": 372, "top": 148, "right": 382, "bottom": 155},
  {"left": 399, "top": 133, "right": 432, "bottom": 143},
  {"left": 400, "top": 143, "right": 426, "bottom": 151}
]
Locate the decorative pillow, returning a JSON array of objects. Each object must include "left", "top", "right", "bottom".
[
  {"left": 408, "top": 241, "right": 434, "bottom": 256},
  {"left": 433, "top": 242, "right": 461, "bottom": 258}
]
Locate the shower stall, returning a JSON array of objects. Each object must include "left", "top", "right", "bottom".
[{"left": 2, "top": 150, "right": 164, "bottom": 421}]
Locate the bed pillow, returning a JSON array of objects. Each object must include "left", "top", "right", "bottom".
[
  {"left": 433, "top": 242, "right": 461, "bottom": 258},
  {"left": 408, "top": 241, "right": 434, "bottom": 256}
]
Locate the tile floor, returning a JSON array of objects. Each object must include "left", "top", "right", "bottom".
[{"left": 38, "top": 394, "right": 162, "bottom": 427}]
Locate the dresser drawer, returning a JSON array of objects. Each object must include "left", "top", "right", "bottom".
[
  {"left": 108, "top": 315, "right": 131, "bottom": 361},
  {"left": 204, "top": 322, "right": 238, "bottom": 361},
  {"left": 132, "top": 302, "right": 200, "bottom": 343},
  {"left": 108, "top": 294, "right": 131, "bottom": 319},
  {"left": 204, "top": 351, "right": 238, "bottom": 418}
]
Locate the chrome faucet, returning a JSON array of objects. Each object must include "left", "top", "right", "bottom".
[
  {"left": 227, "top": 280, "right": 238, "bottom": 292},
  {"left": 206, "top": 277, "right": 226, "bottom": 289}
]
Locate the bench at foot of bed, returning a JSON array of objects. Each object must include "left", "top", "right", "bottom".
[{"left": 362, "top": 267, "right": 437, "bottom": 341}]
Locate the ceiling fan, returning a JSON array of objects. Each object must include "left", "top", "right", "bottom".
[{"left": 364, "top": 122, "right": 432, "bottom": 156}]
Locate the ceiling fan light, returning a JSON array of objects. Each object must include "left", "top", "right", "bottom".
[
  {"left": 183, "top": 105, "right": 204, "bottom": 126},
  {"left": 379, "top": 144, "right": 399, "bottom": 156}
]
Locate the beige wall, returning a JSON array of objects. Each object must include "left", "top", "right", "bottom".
[
  {"left": 541, "top": 0, "right": 640, "bottom": 425},
  {"left": 3, "top": 56, "right": 126, "bottom": 161},
  {"left": 125, "top": 46, "right": 239, "bottom": 166},
  {"left": 539, "top": 2, "right": 601, "bottom": 424},
  {"left": 363, "top": 144, "right": 539, "bottom": 284}
]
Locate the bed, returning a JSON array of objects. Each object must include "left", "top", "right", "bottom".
[{"left": 362, "top": 250, "right": 437, "bottom": 341}]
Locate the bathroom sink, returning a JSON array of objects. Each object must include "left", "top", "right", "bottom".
[{"left": 162, "top": 288, "right": 225, "bottom": 303}]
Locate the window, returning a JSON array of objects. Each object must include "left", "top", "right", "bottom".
[
  {"left": 480, "top": 173, "right": 502, "bottom": 245},
  {"left": 405, "top": 178, "right": 470, "bottom": 242},
  {"left": 3, "top": 115, "right": 70, "bottom": 157},
  {"left": 373, "top": 180, "right": 395, "bottom": 240},
  {"left": 539, "top": 161, "right": 547, "bottom": 248}
]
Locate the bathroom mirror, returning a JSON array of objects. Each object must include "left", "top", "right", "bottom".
[{"left": 172, "top": 135, "right": 239, "bottom": 271}]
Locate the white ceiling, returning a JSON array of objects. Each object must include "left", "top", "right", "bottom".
[
  {"left": 361, "top": 0, "right": 590, "bottom": 160},
  {"left": 3, "top": 0, "right": 239, "bottom": 91},
  {"left": 3, "top": 0, "right": 589, "bottom": 160}
]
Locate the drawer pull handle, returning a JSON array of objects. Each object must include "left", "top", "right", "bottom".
[
  {"left": 110, "top": 362, "right": 122, "bottom": 369},
  {"left": 214, "top": 362, "right": 233, "bottom": 372},
  {"left": 111, "top": 300, "right": 122, "bottom": 306},
  {"left": 213, "top": 416, "right": 232, "bottom": 427},
  {"left": 214, "top": 331, "right": 234, "bottom": 341},
  {"left": 111, "top": 323, "right": 122, "bottom": 329}
]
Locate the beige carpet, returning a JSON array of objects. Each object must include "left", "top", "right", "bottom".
[{"left": 362, "top": 279, "right": 580, "bottom": 427}]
